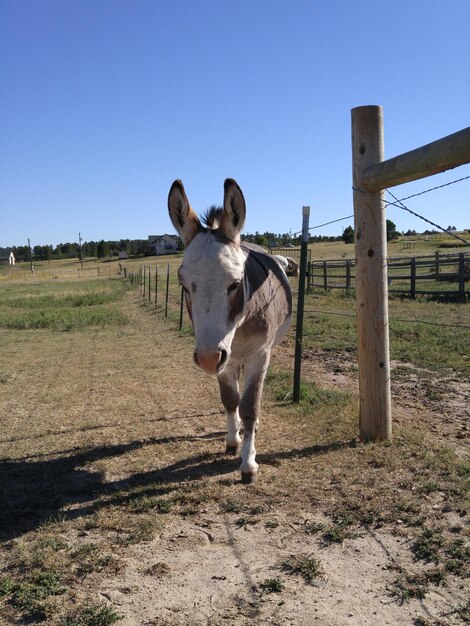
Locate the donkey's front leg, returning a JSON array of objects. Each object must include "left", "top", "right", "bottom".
[
  {"left": 239, "top": 351, "right": 270, "bottom": 484},
  {"left": 218, "top": 364, "right": 242, "bottom": 455}
]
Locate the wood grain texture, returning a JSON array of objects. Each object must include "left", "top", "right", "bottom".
[
  {"left": 362, "top": 127, "right": 470, "bottom": 192},
  {"left": 351, "top": 105, "right": 392, "bottom": 440}
]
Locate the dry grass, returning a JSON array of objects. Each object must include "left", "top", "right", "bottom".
[{"left": 0, "top": 274, "right": 468, "bottom": 624}]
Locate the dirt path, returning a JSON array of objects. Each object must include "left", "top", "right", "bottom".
[
  {"left": 1, "top": 291, "right": 468, "bottom": 625},
  {"left": 78, "top": 295, "right": 468, "bottom": 626}
]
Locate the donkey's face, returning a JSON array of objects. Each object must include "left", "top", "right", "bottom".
[{"left": 168, "top": 179, "right": 247, "bottom": 376}]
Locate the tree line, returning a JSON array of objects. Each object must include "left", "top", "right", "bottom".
[
  {"left": 11, "top": 239, "right": 167, "bottom": 263},
  {"left": 10, "top": 220, "right": 407, "bottom": 263}
]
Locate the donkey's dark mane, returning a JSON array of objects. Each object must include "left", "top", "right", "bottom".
[{"left": 201, "top": 205, "right": 224, "bottom": 230}]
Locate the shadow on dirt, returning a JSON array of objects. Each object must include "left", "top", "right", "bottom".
[{"left": 0, "top": 435, "right": 356, "bottom": 541}]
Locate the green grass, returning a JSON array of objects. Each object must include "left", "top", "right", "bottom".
[
  {"left": 267, "top": 370, "right": 351, "bottom": 407},
  {"left": 259, "top": 578, "right": 285, "bottom": 593},
  {"left": 0, "top": 280, "right": 129, "bottom": 331},
  {"left": 300, "top": 291, "right": 470, "bottom": 374},
  {"left": 0, "top": 571, "right": 66, "bottom": 621},
  {"left": 60, "top": 605, "right": 122, "bottom": 626},
  {"left": 281, "top": 554, "right": 325, "bottom": 585}
]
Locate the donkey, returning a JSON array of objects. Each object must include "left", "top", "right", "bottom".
[{"left": 168, "top": 179, "right": 294, "bottom": 483}]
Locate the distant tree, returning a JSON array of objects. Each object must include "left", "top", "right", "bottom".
[
  {"left": 33, "top": 245, "right": 44, "bottom": 260},
  {"left": 386, "top": 219, "right": 399, "bottom": 241},
  {"left": 83, "top": 241, "right": 97, "bottom": 257},
  {"left": 13, "top": 245, "right": 29, "bottom": 262},
  {"left": 342, "top": 226, "right": 354, "bottom": 244},
  {"left": 254, "top": 232, "right": 268, "bottom": 246},
  {"left": 97, "top": 240, "right": 110, "bottom": 258}
]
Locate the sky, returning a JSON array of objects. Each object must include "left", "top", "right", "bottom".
[{"left": 1, "top": 0, "right": 469, "bottom": 248}]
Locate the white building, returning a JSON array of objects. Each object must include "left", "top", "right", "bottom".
[
  {"left": 148, "top": 234, "right": 179, "bottom": 256},
  {"left": 0, "top": 248, "right": 15, "bottom": 265}
]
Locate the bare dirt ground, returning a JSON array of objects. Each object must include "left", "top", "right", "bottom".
[{"left": 1, "top": 290, "right": 468, "bottom": 625}]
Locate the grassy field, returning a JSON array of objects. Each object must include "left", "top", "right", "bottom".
[
  {"left": 305, "top": 231, "right": 469, "bottom": 261},
  {"left": 0, "top": 268, "right": 468, "bottom": 625}
]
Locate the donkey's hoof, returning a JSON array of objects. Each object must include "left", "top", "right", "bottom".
[
  {"left": 241, "top": 471, "right": 257, "bottom": 485},
  {"left": 225, "top": 444, "right": 239, "bottom": 456}
]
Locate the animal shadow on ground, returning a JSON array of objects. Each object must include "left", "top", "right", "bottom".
[{"left": 0, "top": 434, "right": 355, "bottom": 541}]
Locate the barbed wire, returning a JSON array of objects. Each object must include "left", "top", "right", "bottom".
[
  {"left": 384, "top": 189, "right": 470, "bottom": 246},
  {"left": 304, "top": 308, "right": 470, "bottom": 330},
  {"left": 353, "top": 170, "right": 470, "bottom": 246},
  {"left": 383, "top": 173, "right": 470, "bottom": 204},
  {"left": 291, "top": 214, "right": 354, "bottom": 237},
  {"left": 290, "top": 170, "right": 470, "bottom": 242}
]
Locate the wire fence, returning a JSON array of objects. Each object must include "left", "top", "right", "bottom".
[{"left": 125, "top": 263, "right": 189, "bottom": 331}]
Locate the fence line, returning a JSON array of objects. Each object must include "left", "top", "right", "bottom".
[
  {"left": 307, "top": 251, "right": 470, "bottom": 297},
  {"left": 125, "top": 264, "right": 188, "bottom": 331},
  {"left": 271, "top": 247, "right": 311, "bottom": 263}
]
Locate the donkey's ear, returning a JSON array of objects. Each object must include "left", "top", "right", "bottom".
[
  {"left": 168, "top": 180, "right": 201, "bottom": 246},
  {"left": 220, "top": 178, "right": 246, "bottom": 242}
]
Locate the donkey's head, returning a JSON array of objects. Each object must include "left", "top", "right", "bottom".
[{"left": 168, "top": 179, "right": 247, "bottom": 376}]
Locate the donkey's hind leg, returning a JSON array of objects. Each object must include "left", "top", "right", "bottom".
[{"left": 218, "top": 364, "right": 241, "bottom": 455}]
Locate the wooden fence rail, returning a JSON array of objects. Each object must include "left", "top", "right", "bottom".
[{"left": 308, "top": 251, "right": 470, "bottom": 297}]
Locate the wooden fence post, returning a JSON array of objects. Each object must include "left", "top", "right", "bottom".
[
  {"left": 346, "top": 260, "right": 351, "bottom": 290},
  {"left": 410, "top": 258, "right": 416, "bottom": 299},
  {"left": 435, "top": 252, "right": 440, "bottom": 277},
  {"left": 323, "top": 261, "right": 328, "bottom": 291},
  {"left": 352, "top": 105, "right": 392, "bottom": 441},
  {"left": 458, "top": 253, "right": 465, "bottom": 297}
]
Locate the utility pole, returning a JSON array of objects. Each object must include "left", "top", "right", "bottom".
[
  {"left": 27, "top": 238, "right": 34, "bottom": 273},
  {"left": 78, "top": 232, "right": 84, "bottom": 269}
]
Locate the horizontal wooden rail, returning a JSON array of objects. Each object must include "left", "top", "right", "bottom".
[
  {"left": 362, "top": 127, "right": 470, "bottom": 192},
  {"left": 307, "top": 251, "right": 469, "bottom": 297}
]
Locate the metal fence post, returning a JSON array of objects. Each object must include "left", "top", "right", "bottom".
[
  {"left": 293, "top": 205, "right": 310, "bottom": 403},
  {"left": 179, "top": 285, "right": 185, "bottom": 330},
  {"left": 165, "top": 263, "right": 170, "bottom": 317},
  {"left": 155, "top": 266, "right": 158, "bottom": 308}
]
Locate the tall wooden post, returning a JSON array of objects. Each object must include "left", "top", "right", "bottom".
[
  {"left": 352, "top": 106, "right": 392, "bottom": 440},
  {"left": 458, "top": 253, "right": 465, "bottom": 297}
]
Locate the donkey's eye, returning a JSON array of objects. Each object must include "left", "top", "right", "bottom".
[{"left": 227, "top": 282, "right": 240, "bottom": 295}]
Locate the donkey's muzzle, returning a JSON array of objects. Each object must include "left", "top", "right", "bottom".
[{"left": 194, "top": 349, "right": 228, "bottom": 376}]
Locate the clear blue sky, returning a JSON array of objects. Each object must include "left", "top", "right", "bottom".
[{"left": 1, "top": 0, "right": 469, "bottom": 248}]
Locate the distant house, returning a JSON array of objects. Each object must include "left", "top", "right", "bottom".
[
  {"left": 118, "top": 251, "right": 129, "bottom": 260},
  {"left": 148, "top": 234, "right": 179, "bottom": 256},
  {"left": 0, "top": 248, "right": 15, "bottom": 266}
]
